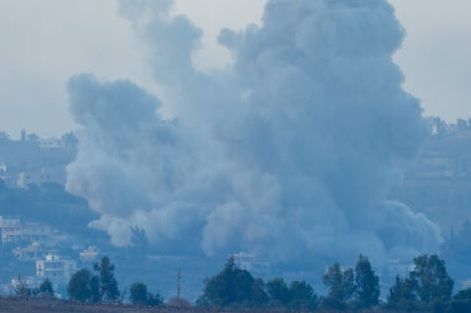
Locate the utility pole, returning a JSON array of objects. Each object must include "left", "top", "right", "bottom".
[{"left": 176, "top": 269, "right": 181, "bottom": 299}]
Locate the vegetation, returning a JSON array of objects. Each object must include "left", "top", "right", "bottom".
[
  {"left": 266, "top": 278, "right": 318, "bottom": 310},
  {"left": 38, "top": 279, "right": 54, "bottom": 296},
  {"left": 196, "top": 254, "right": 468, "bottom": 313},
  {"left": 322, "top": 262, "right": 355, "bottom": 310},
  {"left": 129, "top": 282, "right": 148, "bottom": 305},
  {"left": 24, "top": 253, "right": 465, "bottom": 313},
  {"left": 387, "top": 254, "right": 455, "bottom": 312},
  {"left": 354, "top": 255, "right": 380, "bottom": 308},
  {"left": 12, "top": 277, "right": 55, "bottom": 298},
  {"left": 129, "top": 282, "right": 163, "bottom": 307},
  {"left": 68, "top": 269, "right": 99, "bottom": 303},
  {"left": 94, "top": 256, "right": 120, "bottom": 302},
  {"left": 197, "top": 256, "right": 268, "bottom": 308},
  {"left": 68, "top": 257, "right": 119, "bottom": 303}
]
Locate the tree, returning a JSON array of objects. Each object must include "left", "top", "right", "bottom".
[
  {"left": 94, "top": 256, "right": 120, "bottom": 302},
  {"left": 387, "top": 275, "right": 417, "bottom": 311},
  {"left": 129, "top": 282, "right": 164, "bottom": 307},
  {"left": 266, "top": 278, "right": 290, "bottom": 306},
  {"left": 68, "top": 257, "right": 120, "bottom": 303},
  {"left": 130, "top": 282, "right": 148, "bottom": 306},
  {"left": 147, "top": 292, "right": 164, "bottom": 307},
  {"left": 409, "top": 255, "right": 454, "bottom": 307},
  {"left": 450, "top": 288, "right": 471, "bottom": 313},
  {"left": 197, "top": 256, "right": 268, "bottom": 308},
  {"left": 68, "top": 269, "right": 92, "bottom": 302},
  {"left": 288, "top": 280, "right": 318, "bottom": 310},
  {"left": 354, "top": 255, "right": 380, "bottom": 308},
  {"left": 322, "top": 263, "right": 355, "bottom": 309},
  {"left": 454, "top": 288, "right": 471, "bottom": 300},
  {"left": 89, "top": 274, "right": 101, "bottom": 303},
  {"left": 68, "top": 269, "right": 100, "bottom": 303},
  {"left": 387, "top": 255, "right": 454, "bottom": 312},
  {"left": 266, "top": 278, "right": 318, "bottom": 310},
  {"left": 38, "top": 279, "right": 54, "bottom": 296}
]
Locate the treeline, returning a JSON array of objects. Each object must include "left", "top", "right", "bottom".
[
  {"left": 16, "top": 254, "right": 471, "bottom": 313},
  {"left": 196, "top": 255, "right": 469, "bottom": 313}
]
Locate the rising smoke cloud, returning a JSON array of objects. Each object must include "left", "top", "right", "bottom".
[{"left": 66, "top": 0, "right": 442, "bottom": 265}]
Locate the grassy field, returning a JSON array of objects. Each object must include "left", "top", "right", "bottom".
[
  {"left": 0, "top": 298, "right": 402, "bottom": 313},
  {"left": 0, "top": 298, "right": 206, "bottom": 313}
]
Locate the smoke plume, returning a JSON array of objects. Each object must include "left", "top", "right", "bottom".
[{"left": 66, "top": 0, "right": 442, "bottom": 265}]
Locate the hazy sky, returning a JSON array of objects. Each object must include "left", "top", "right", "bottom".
[{"left": 0, "top": 0, "right": 470, "bottom": 138}]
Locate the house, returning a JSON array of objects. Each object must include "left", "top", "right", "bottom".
[{"left": 36, "top": 253, "right": 77, "bottom": 283}]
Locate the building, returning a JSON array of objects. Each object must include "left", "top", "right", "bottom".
[
  {"left": 21, "top": 222, "right": 53, "bottom": 243},
  {"left": 12, "top": 242, "right": 45, "bottom": 261},
  {"left": 10, "top": 275, "right": 41, "bottom": 293},
  {"left": 79, "top": 246, "right": 99, "bottom": 263},
  {"left": 0, "top": 217, "right": 22, "bottom": 243},
  {"left": 16, "top": 170, "right": 54, "bottom": 188},
  {"left": 0, "top": 217, "right": 53, "bottom": 244},
  {"left": 39, "top": 137, "right": 63, "bottom": 150},
  {"left": 36, "top": 254, "right": 77, "bottom": 283}
]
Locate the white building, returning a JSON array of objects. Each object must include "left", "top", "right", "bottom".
[
  {"left": 0, "top": 217, "right": 53, "bottom": 244},
  {"left": 36, "top": 253, "right": 77, "bottom": 283},
  {"left": 79, "top": 246, "right": 99, "bottom": 263}
]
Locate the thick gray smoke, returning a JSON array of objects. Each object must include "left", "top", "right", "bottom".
[{"left": 66, "top": 0, "right": 442, "bottom": 265}]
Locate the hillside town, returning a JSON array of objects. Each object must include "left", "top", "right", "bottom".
[
  {"left": 0, "top": 120, "right": 470, "bottom": 301},
  {"left": 0, "top": 215, "right": 100, "bottom": 296}
]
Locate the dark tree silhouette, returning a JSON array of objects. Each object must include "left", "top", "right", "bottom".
[
  {"left": 68, "top": 269, "right": 92, "bottom": 302},
  {"left": 288, "top": 280, "right": 318, "bottom": 310},
  {"left": 130, "top": 282, "right": 148, "bottom": 306},
  {"left": 266, "top": 278, "right": 290, "bottom": 306},
  {"left": 94, "top": 256, "right": 120, "bottom": 302},
  {"left": 89, "top": 274, "right": 101, "bottom": 303},
  {"left": 197, "top": 256, "right": 268, "bottom": 308},
  {"left": 387, "top": 275, "right": 418, "bottom": 311},
  {"left": 388, "top": 255, "right": 454, "bottom": 312},
  {"left": 38, "top": 279, "right": 54, "bottom": 296},
  {"left": 354, "top": 255, "right": 380, "bottom": 308},
  {"left": 322, "top": 263, "right": 355, "bottom": 309},
  {"left": 410, "top": 255, "right": 454, "bottom": 307}
]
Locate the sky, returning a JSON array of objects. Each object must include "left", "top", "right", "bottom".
[{"left": 0, "top": 0, "right": 470, "bottom": 138}]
